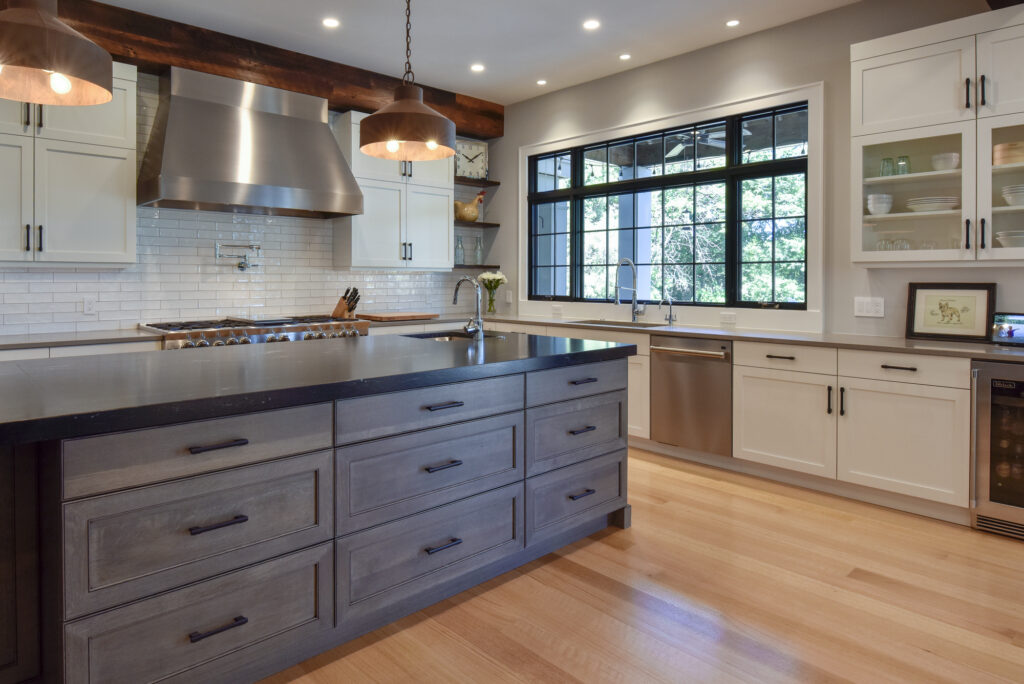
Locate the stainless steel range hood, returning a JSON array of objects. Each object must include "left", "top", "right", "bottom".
[{"left": 138, "top": 67, "right": 362, "bottom": 219}]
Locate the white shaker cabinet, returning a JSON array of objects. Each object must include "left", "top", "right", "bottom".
[
  {"left": 333, "top": 111, "right": 454, "bottom": 190},
  {"left": 35, "top": 72, "right": 136, "bottom": 149},
  {"left": 977, "top": 24, "right": 1024, "bottom": 118},
  {"left": 0, "top": 134, "right": 33, "bottom": 262},
  {"left": 0, "top": 100, "right": 31, "bottom": 137},
  {"left": 405, "top": 185, "right": 453, "bottom": 269},
  {"left": 627, "top": 354, "right": 650, "bottom": 440}
]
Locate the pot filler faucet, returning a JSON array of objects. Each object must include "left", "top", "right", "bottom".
[
  {"left": 453, "top": 276, "right": 485, "bottom": 341},
  {"left": 614, "top": 258, "right": 646, "bottom": 322}
]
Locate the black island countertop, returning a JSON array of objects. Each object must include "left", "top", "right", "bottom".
[{"left": 0, "top": 332, "right": 635, "bottom": 444}]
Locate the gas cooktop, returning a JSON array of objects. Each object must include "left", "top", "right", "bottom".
[{"left": 139, "top": 316, "right": 370, "bottom": 349}]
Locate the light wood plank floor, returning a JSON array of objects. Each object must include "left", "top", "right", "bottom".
[{"left": 261, "top": 449, "right": 1024, "bottom": 683}]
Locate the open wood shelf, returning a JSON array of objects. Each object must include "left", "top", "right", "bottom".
[
  {"left": 455, "top": 220, "right": 500, "bottom": 229},
  {"left": 454, "top": 176, "right": 500, "bottom": 188},
  {"left": 453, "top": 264, "right": 501, "bottom": 269}
]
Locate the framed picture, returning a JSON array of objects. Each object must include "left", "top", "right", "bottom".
[{"left": 906, "top": 283, "right": 997, "bottom": 343}]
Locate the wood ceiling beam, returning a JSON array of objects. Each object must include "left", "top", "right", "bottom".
[{"left": 55, "top": 0, "right": 504, "bottom": 139}]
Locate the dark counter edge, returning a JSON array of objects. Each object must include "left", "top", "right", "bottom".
[{"left": 0, "top": 343, "right": 636, "bottom": 445}]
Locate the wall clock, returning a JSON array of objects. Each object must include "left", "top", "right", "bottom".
[{"left": 456, "top": 139, "right": 488, "bottom": 179}]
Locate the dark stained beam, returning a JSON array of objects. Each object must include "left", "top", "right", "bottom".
[
  {"left": 54, "top": 0, "right": 503, "bottom": 139},
  {"left": 988, "top": 0, "right": 1024, "bottom": 9}
]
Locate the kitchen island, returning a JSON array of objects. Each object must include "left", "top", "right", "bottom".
[{"left": 0, "top": 332, "right": 634, "bottom": 684}]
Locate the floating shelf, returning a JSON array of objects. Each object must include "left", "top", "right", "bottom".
[
  {"left": 455, "top": 220, "right": 500, "bottom": 229},
  {"left": 454, "top": 176, "right": 500, "bottom": 188},
  {"left": 863, "top": 169, "right": 961, "bottom": 185},
  {"left": 863, "top": 210, "right": 960, "bottom": 221},
  {"left": 993, "top": 161, "right": 1024, "bottom": 175},
  {"left": 453, "top": 264, "right": 501, "bottom": 269}
]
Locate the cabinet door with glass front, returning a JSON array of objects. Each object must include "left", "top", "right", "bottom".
[
  {"left": 979, "top": 111, "right": 1024, "bottom": 261},
  {"left": 852, "top": 122, "right": 976, "bottom": 264}
]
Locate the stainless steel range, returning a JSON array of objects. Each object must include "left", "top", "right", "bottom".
[{"left": 139, "top": 316, "right": 370, "bottom": 349}]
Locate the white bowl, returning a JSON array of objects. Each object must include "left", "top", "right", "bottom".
[
  {"left": 866, "top": 201, "right": 893, "bottom": 215},
  {"left": 931, "top": 153, "right": 960, "bottom": 171},
  {"left": 996, "top": 235, "right": 1024, "bottom": 248},
  {"left": 1002, "top": 193, "right": 1024, "bottom": 207},
  {"left": 866, "top": 193, "right": 892, "bottom": 202}
]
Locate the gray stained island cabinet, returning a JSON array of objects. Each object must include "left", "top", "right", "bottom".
[{"left": 0, "top": 333, "right": 633, "bottom": 683}]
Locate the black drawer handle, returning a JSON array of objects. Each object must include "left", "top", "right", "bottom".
[
  {"left": 189, "top": 514, "right": 249, "bottom": 536},
  {"left": 569, "top": 377, "right": 599, "bottom": 386},
  {"left": 766, "top": 354, "right": 796, "bottom": 361},
  {"left": 569, "top": 488, "right": 596, "bottom": 501},
  {"left": 425, "top": 459, "right": 463, "bottom": 473},
  {"left": 966, "top": 77, "right": 972, "bottom": 109},
  {"left": 189, "top": 615, "right": 248, "bottom": 644},
  {"left": 827, "top": 385, "right": 833, "bottom": 415},
  {"left": 881, "top": 364, "right": 917, "bottom": 372},
  {"left": 840, "top": 387, "right": 846, "bottom": 417},
  {"left": 981, "top": 74, "right": 987, "bottom": 106},
  {"left": 425, "top": 400, "right": 465, "bottom": 412},
  {"left": 188, "top": 438, "right": 249, "bottom": 455},
  {"left": 24, "top": 224, "right": 30, "bottom": 252},
  {"left": 568, "top": 425, "right": 597, "bottom": 436},
  {"left": 425, "top": 537, "right": 463, "bottom": 555}
]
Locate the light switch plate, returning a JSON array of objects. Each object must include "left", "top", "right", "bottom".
[
  {"left": 506, "top": 290, "right": 514, "bottom": 304},
  {"left": 854, "top": 296, "right": 885, "bottom": 318}
]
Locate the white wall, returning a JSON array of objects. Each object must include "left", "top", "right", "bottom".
[{"left": 486, "top": 0, "right": 1019, "bottom": 337}]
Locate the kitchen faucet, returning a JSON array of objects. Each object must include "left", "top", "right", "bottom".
[
  {"left": 614, "top": 258, "right": 646, "bottom": 322},
  {"left": 659, "top": 295, "right": 677, "bottom": 325},
  {"left": 453, "top": 276, "right": 485, "bottom": 341}
]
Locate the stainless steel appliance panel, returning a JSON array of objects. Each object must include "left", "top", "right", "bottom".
[
  {"left": 973, "top": 361, "right": 1024, "bottom": 539},
  {"left": 650, "top": 336, "right": 732, "bottom": 458}
]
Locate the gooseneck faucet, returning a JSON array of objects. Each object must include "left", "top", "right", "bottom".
[
  {"left": 614, "top": 258, "right": 646, "bottom": 322},
  {"left": 453, "top": 276, "right": 485, "bottom": 341},
  {"left": 659, "top": 295, "right": 677, "bottom": 325}
]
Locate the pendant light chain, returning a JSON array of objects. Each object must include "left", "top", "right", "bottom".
[{"left": 402, "top": 0, "right": 415, "bottom": 85}]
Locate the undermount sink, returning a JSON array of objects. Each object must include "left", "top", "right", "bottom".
[
  {"left": 573, "top": 319, "right": 668, "bottom": 329},
  {"left": 404, "top": 331, "right": 508, "bottom": 342}
]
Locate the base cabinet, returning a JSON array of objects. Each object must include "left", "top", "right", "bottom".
[{"left": 0, "top": 448, "right": 38, "bottom": 684}]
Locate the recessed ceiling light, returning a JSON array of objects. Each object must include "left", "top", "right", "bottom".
[
  {"left": 619, "top": 53, "right": 631, "bottom": 61},
  {"left": 470, "top": 63, "right": 485, "bottom": 72},
  {"left": 582, "top": 19, "right": 601, "bottom": 30},
  {"left": 537, "top": 79, "right": 547, "bottom": 86},
  {"left": 322, "top": 17, "right": 340, "bottom": 28},
  {"left": 726, "top": 19, "right": 740, "bottom": 27}
]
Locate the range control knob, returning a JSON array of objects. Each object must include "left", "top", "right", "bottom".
[
  {"left": 226, "top": 337, "right": 239, "bottom": 345},
  {"left": 316, "top": 328, "right": 329, "bottom": 339},
  {"left": 238, "top": 336, "right": 252, "bottom": 344},
  {"left": 195, "top": 335, "right": 211, "bottom": 348},
  {"left": 212, "top": 336, "right": 226, "bottom": 347},
  {"left": 303, "top": 328, "right": 316, "bottom": 340},
  {"left": 181, "top": 337, "right": 196, "bottom": 349}
]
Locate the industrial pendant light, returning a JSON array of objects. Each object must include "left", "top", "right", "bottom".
[
  {"left": 360, "top": 0, "right": 455, "bottom": 161},
  {"left": 0, "top": 0, "right": 112, "bottom": 106}
]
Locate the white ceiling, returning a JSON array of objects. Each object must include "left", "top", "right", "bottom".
[{"left": 98, "top": 0, "right": 859, "bottom": 105}]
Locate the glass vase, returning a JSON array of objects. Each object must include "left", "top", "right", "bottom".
[{"left": 487, "top": 289, "right": 497, "bottom": 313}]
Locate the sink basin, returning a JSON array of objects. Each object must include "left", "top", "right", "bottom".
[
  {"left": 404, "top": 331, "right": 508, "bottom": 342},
  {"left": 573, "top": 319, "right": 668, "bottom": 329}
]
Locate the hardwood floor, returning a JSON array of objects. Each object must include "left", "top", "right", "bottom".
[{"left": 261, "top": 448, "right": 1024, "bottom": 683}]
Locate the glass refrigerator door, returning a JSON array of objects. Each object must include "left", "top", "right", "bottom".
[{"left": 989, "top": 378, "right": 1024, "bottom": 508}]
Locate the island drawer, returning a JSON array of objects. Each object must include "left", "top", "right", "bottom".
[
  {"left": 526, "top": 390, "right": 627, "bottom": 476},
  {"left": 525, "top": 450, "right": 627, "bottom": 547},
  {"left": 838, "top": 349, "right": 971, "bottom": 389},
  {"left": 734, "top": 342, "right": 837, "bottom": 375},
  {"left": 62, "top": 403, "right": 333, "bottom": 499},
  {"left": 337, "top": 412, "right": 524, "bottom": 534},
  {"left": 335, "top": 375, "right": 524, "bottom": 445},
  {"left": 337, "top": 482, "right": 524, "bottom": 627},
  {"left": 525, "top": 359, "right": 627, "bottom": 407},
  {"left": 64, "top": 542, "right": 334, "bottom": 684},
  {"left": 63, "top": 450, "right": 333, "bottom": 619}
]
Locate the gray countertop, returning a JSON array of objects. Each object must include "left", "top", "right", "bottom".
[{"left": 0, "top": 329, "right": 162, "bottom": 351}]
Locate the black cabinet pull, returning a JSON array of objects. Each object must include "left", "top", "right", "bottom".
[
  {"left": 425, "top": 537, "right": 462, "bottom": 555},
  {"left": 24, "top": 225, "right": 30, "bottom": 252},
  {"left": 827, "top": 385, "right": 833, "bottom": 415},
  {"left": 408, "top": 162, "right": 413, "bottom": 178},
  {"left": 189, "top": 615, "right": 248, "bottom": 643},
  {"left": 569, "top": 488, "right": 596, "bottom": 501},
  {"left": 36, "top": 225, "right": 42, "bottom": 252},
  {"left": 569, "top": 377, "right": 599, "bottom": 386},
  {"left": 189, "top": 514, "right": 249, "bottom": 536},
  {"left": 568, "top": 425, "right": 597, "bottom": 436},
  {"left": 981, "top": 74, "right": 987, "bottom": 106},
  {"left": 188, "top": 438, "right": 249, "bottom": 455},
  {"left": 881, "top": 364, "right": 917, "bottom": 372},
  {"left": 37, "top": 104, "right": 43, "bottom": 129},
  {"left": 840, "top": 387, "right": 846, "bottom": 417},
  {"left": 766, "top": 354, "right": 796, "bottom": 361},
  {"left": 981, "top": 218, "right": 987, "bottom": 250},
  {"left": 425, "top": 400, "right": 465, "bottom": 412},
  {"left": 408, "top": 242, "right": 413, "bottom": 260},
  {"left": 965, "top": 219, "right": 971, "bottom": 250},
  {"left": 966, "top": 77, "right": 972, "bottom": 109},
  {"left": 425, "top": 459, "right": 463, "bottom": 473},
  {"left": 23, "top": 103, "right": 30, "bottom": 127}
]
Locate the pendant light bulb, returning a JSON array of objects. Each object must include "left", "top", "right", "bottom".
[
  {"left": 386, "top": 140, "right": 400, "bottom": 153},
  {"left": 50, "top": 71, "right": 71, "bottom": 94},
  {"left": 426, "top": 140, "right": 438, "bottom": 150}
]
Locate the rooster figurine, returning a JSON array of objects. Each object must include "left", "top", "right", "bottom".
[{"left": 454, "top": 190, "right": 486, "bottom": 222}]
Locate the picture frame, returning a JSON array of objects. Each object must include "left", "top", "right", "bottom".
[{"left": 905, "top": 282, "right": 997, "bottom": 343}]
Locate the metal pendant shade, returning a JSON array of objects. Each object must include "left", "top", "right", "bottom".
[
  {"left": 359, "top": 0, "right": 456, "bottom": 161},
  {"left": 0, "top": 0, "right": 113, "bottom": 106}
]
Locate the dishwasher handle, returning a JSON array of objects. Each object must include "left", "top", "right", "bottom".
[{"left": 650, "top": 345, "right": 729, "bottom": 360}]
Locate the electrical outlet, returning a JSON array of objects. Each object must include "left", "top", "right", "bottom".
[
  {"left": 505, "top": 290, "right": 513, "bottom": 304},
  {"left": 854, "top": 296, "right": 885, "bottom": 318},
  {"left": 82, "top": 295, "right": 97, "bottom": 315},
  {"left": 720, "top": 311, "right": 737, "bottom": 326},
  {"left": 551, "top": 304, "right": 563, "bottom": 318}
]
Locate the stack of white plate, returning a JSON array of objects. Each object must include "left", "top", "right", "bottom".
[
  {"left": 906, "top": 197, "right": 959, "bottom": 212},
  {"left": 995, "top": 229, "right": 1024, "bottom": 248},
  {"left": 1002, "top": 184, "right": 1024, "bottom": 206}
]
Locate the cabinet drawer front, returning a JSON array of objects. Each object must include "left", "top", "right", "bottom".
[
  {"left": 64, "top": 451, "right": 333, "bottom": 619},
  {"left": 526, "top": 451, "right": 627, "bottom": 546},
  {"left": 549, "top": 326, "right": 650, "bottom": 354},
  {"left": 64, "top": 543, "right": 333, "bottom": 684},
  {"left": 525, "top": 359, "right": 627, "bottom": 407},
  {"left": 63, "top": 403, "right": 333, "bottom": 499},
  {"left": 337, "top": 483, "right": 523, "bottom": 625},
  {"left": 526, "top": 390, "right": 627, "bottom": 476},
  {"left": 839, "top": 350, "right": 970, "bottom": 388},
  {"left": 338, "top": 412, "right": 524, "bottom": 534},
  {"left": 734, "top": 341, "right": 837, "bottom": 375},
  {"left": 336, "top": 375, "right": 524, "bottom": 445}
]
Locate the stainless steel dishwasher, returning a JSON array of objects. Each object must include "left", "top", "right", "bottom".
[{"left": 650, "top": 336, "right": 733, "bottom": 457}]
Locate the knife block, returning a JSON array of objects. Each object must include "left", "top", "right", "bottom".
[{"left": 332, "top": 296, "right": 357, "bottom": 319}]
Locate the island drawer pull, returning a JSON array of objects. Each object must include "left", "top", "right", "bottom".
[
  {"left": 189, "top": 615, "right": 248, "bottom": 643},
  {"left": 425, "top": 400, "right": 465, "bottom": 412},
  {"left": 425, "top": 459, "right": 463, "bottom": 473},
  {"left": 569, "top": 377, "right": 599, "bottom": 386},
  {"left": 568, "top": 426, "right": 597, "bottom": 436},
  {"left": 425, "top": 537, "right": 463, "bottom": 555},
  {"left": 188, "top": 438, "right": 249, "bottom": 455},
  {"left": 880, "top": 364, "right": 917, "bottom": 372},
  {"left": 568, "top": 488, "right": 596, "bottom": 501},
  {"left": 189, "top": 514, "right": 249, "bottom": 536},
  {"left": 766, "top": 354, "right": 797, "bottom": 360}
]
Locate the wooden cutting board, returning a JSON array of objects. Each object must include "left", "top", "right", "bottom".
[{"left": 356, "top": 312, "right": 441, "bottom": 322}]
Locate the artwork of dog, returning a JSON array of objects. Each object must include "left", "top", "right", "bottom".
[{"left": 936, "top": 299, "right": 963, "bottom": 325}]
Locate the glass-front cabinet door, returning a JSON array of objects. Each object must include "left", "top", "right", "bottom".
[
  {"left": 851, "top": 122, "right": 976, "bottom": 263},
  {"left": 978, "top": 112, "right": 1024, "bottom": 261}
]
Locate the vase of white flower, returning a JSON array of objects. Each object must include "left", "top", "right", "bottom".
[{"left": 477, "top": 271, "right": 507, "bottom": 314}]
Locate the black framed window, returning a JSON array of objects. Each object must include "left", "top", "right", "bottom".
[{"left": 528, "top": 103, "right": 809, "bottom": 309}]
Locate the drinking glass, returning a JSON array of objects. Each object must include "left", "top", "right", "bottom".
[
  {"left": 896, "top": 156, "right": 911, "bottom": 175},
  {"left": 880, "top": 158, "right": 895, "bottom": 176}
]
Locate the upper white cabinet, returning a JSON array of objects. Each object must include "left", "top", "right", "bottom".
[
  {"left": 0, "top": 134, "right": 33, "bottom": 262},
  {"left": 0, "top": 100, "right": 31, "bottom": 137},
  {"left": 977, "top": 25, "right": 1024, "bottom": 118},
  {"left": 332, "top": 111, "right": 454, "bottom": 189},
  {"left": 404, "top": 185, "right": 453, "bottom": 269},
  {"left": 852, "top": 37, "right": 976, "bottom": 136},
  {"left": 978, "top": 111, "right": 1024, "bottom": 261},
  {"left": 36, "top": 72, "right": 136, "bottom": 149}
]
